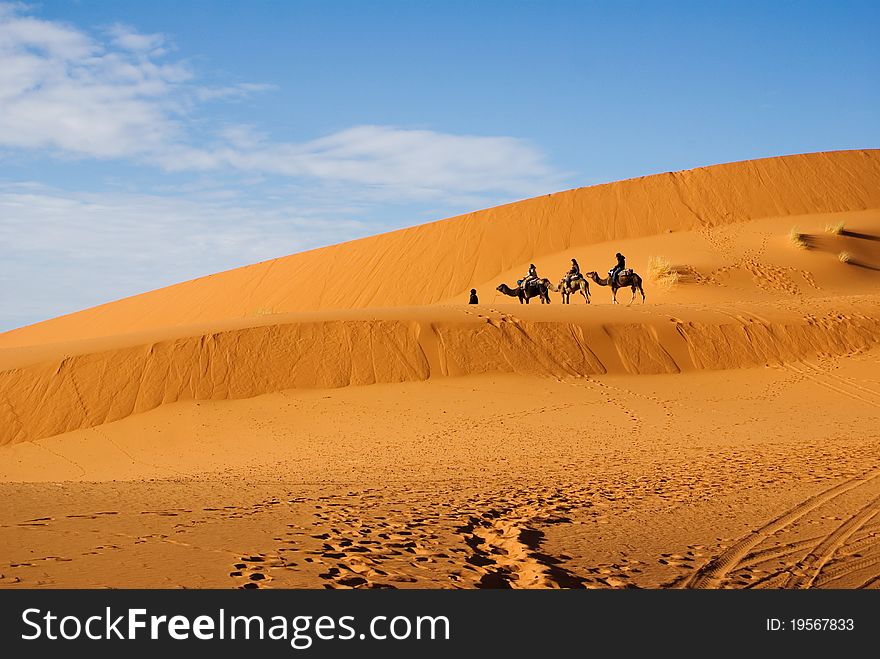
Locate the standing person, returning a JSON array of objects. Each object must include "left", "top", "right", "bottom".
[
  {"left": 609, "top": 252, "right": 626, "bottom": 285},
  {"left": 565, "top": 258, "right": 581, "bottom": 287},
  {"left": 468, "top": 289, "right": 479, "bottom": 304}
]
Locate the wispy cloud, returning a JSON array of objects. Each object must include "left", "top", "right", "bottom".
[
  {"left": 159, "top": 125, "right": 563, "bottom": 200},
  {"left": 194, "top": 82, "right": 277, "bottom": 102},
  {"left": 105, "top": 22, "right": 167, "bottom": 54},
  {"left": 0, "top": 5, "right": 191, "bottom": 157},
  {"left": 0, "top": 3, "right": 565, "bottom": 200},
  {"left": 0, "top": 3, "right": 568, "bottom": 330},
  {"left": 0, "top": 182, "right": 373, "bottom": 330}
]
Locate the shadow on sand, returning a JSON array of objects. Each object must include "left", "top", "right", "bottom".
[
  {"left": 848, "top": 259, "right": 880, "bottom": 271},
  {"left": 841, "top": 229, "right": 880, "bottom": 242}
]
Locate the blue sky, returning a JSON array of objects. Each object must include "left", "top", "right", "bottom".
[{"left": 1, "top": 0, "right": 878, "bottom": 330}]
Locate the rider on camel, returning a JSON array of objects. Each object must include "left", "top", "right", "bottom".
[
  {"left": 521, "top": 263, "right": 539, "bottom": 290},
  {"left": 610, "top": 253, "right": 626, "bottom": 285},
  {"left": 565, "top": 258, "right": 581, "bottom": 287}
]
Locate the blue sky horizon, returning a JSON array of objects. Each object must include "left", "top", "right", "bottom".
[{"left": 1, "top": 0, "right": 878, "bottom": 331}]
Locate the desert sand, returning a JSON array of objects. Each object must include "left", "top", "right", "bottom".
[{"left": 1, "top": 149, "right": 879, "bottom": 589}]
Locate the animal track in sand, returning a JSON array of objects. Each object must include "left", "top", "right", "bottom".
[
  {"left": 452, "top": 488, "right": 587, "bottom": 589},
  {"left": 698, "top": 224, "right": 743, "bottom": 258},
  {"left": 785, "top": 362, "right": 880, "bottom": 409},
  {"left": 306, "top": 491, "right": 459, "bottom": 589},
  {"left": 742, "top": 259, "right": 801, "bottom": 296},
  {"left": 559, "top": 377, "right": 643, "bottom": 432},
  {"left": 460, "top": 306, "right": 520, "bottom": 329},
  {"left": 6, "top": 447, "right": 878, "bottom": 590},
  {"left": 229, "top": 553, "right": 281, "bottom": 589},
  {"left": 699, "top": 225, "right": 815, "bottom": 300},
  {"left": 265, "top": 485, "right": 599, "bottom": 589},
  {"left": 802, "top": 355, "right": 880, "bottom": 402}
]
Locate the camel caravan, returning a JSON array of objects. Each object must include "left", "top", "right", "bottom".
[{"left": 495, "top": 253, "right": 646, "bottom": 305}]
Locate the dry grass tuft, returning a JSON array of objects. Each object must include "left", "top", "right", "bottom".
[
  {"left": 825, "top": 221, "right": 845, "bottom": 235},
  {"left": 253, "top": 307, "right": 276, "bottom": 316},
  {"left": 647, "top": 256, "right": 679, "bottom": 291},
  {"left": 838, "top": 251, "right": 852, "bottom": 263},
  {"left": 789, "top": 227, "right": 809, "bottom": 249}
]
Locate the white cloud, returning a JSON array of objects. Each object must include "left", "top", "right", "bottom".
[
  {"left": 0, "top": 7, "right": 93, "bottom": 59},
  {"left": 158, "top": 124, "right": 563, "bottom": 199},
  {"left": 0, "top": 182, "right": 373, "bottom": 330},
  {"left": 195, "top": 82, "right": 277, "bottom": 102},
  {"left": 0, "top": 4, "right": 569, "bottom": 330},
  {"left": 0, "top": 4, "right": 190, "bottom": 157},
  {"left": 106, "top": 23, "right": 166, "bottom": 54},
  {"left": 0, "top": 182, "right": 368, "bottom": 261},
  {"left": 0, "top": 3, "right": 566, "bottom": 200}
]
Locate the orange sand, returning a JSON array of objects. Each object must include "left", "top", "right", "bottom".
[{"left": 1, "top": 149, "right": 878, "bottom": 589}]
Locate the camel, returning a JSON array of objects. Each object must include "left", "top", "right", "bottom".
[
  {"left": 584, "top": 270, "right": 646, "bottom": 304},
  {"left": 557, "top": 276, "right": 590, "bottom": 304},
  {"left": 496, "top": 279, "right": 552, "bottom": 304}
]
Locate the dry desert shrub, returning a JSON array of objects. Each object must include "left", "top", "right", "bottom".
[
  {"left": 647, "top": 255, "right": 679, "bottom": 291},
  {"left": 826, "top": 221, "right": 846, "bottom": 235},
  {"left": 253, "top": 307, "right": 276, "bottom": 316},
  {"left": 838, "top": 251, "right": 852, "bottom": 263},
  {"left": 789, "top": 227, "right": 809, "bottom": 249}
]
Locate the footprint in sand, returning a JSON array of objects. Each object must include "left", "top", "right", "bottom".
[{"left": 229, "top": 553, "right": 282, "bottom": 589}]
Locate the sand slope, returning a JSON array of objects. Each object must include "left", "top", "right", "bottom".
[
  {"left": 1, "top": 150, "right": 879, "bottom": 444},
  {"left": 2, "top": 149, "right": 878, "bottom": 347},
  {"left": 3, "top": 298, "right": 880, "bottom": 445},
  {"left": 2, "top": 360, "right": 878, "bottom": 588},
  {"left": 2, "top": 150, "right": 880, "bottom": 590}
]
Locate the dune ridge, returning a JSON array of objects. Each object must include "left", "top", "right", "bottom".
[
  {"left": 3, "top": 302, "right": 879, "bottom": 444},
  {"left": 3, "top": 150, "right": 879, "bottom": 591},
  {"left": 2, "top": 149, "right": 878, "bottom": 347}
]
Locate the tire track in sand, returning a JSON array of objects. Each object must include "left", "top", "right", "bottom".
[
  {"left": 783, "top": 493, "right": 880, "bottom": 589},
  {"left": 743, "top": 505, "right": 880, "bottom": 589},
  {"left": 684, "top": 467, "right": 880, "bottom": 588},
  {"left": 785, "top": 363, "right": 880, "bottom": 409},
  {"left": 813, "top": 551, "right": 880, "bottom": 588}
]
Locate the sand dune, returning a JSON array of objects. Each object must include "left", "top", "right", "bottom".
[
  {"left": 2, "top": 361, "right": 879, "bottom": 587},
  {"left": 1, "top": 150, "right": 878, "bottom": 444},
  {"left": 3, "top": 297, "right": 880, "bottom": 445},
  {"left": 2, "top": 149, "right": 878, "bottom": 347},
  {"left": 1, "top": 150, "right": 879, "bottom": 590}
]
